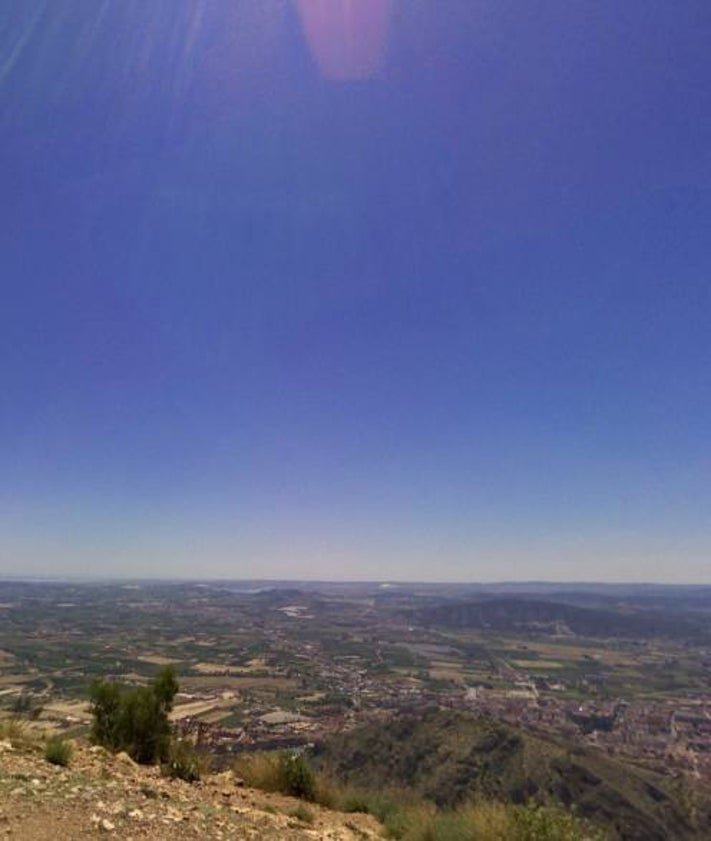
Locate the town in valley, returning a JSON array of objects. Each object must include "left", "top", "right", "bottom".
[{"left": 1, "top": 579, "right": 710, "bottom": 785}]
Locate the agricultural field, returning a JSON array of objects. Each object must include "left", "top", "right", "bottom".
[{"left": 1, "top": 578, "right": 710, "bottom": 780}]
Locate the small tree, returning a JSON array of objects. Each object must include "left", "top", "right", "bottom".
[
  {"left": 153, "top": 665, "right": 179, "bottom": 713},
  {"left": 88, "top": 678, "right": 123, "bottom": 751},
  {"left": 280, "top": 753, "right": 317, "bottom": 801},
  {"left": 89, "top": 666, "right": 178, "bottom": 764}
]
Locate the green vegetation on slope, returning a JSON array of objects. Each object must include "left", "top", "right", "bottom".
[
  {"left": 233, "top": 751, "right": 317, "bottom": 801},
  {"left": 232, "top": 749, "right": 604, "bottom": 840},
  {"left": 313, "top": 709, "right": 707, "bottom": 841},
  {"left": 88, "top": 665, "right": 178, "bottom": 764},
  {"left": 44, "top": 735, "right": 73, "bottom": 766}
]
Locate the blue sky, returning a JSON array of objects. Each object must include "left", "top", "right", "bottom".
[{"left": 1, "top": 1, "right": 710, "bottom": 581}]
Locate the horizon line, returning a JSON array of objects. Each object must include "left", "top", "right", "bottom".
[{"left": 1, "top": 575, "right": 709, "bottom": 587}]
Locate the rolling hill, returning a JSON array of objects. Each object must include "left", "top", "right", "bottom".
[
  {"left": 314, "top": 709, "right": 709, "bottom": 841},
  {"left": 415, "top": 597, "right": 710, "bottom": 642}
]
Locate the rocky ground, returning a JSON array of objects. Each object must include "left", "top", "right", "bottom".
[{"left": 0, "top": 738, "right": 378, "bottom": 840}]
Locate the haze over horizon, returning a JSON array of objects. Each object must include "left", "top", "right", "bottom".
[{"left": 2, "top": 1, "right": 710, "bottom": 583}]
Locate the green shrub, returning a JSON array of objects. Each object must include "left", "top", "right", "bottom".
[
  {"left": 375, "top": 800, "right": 607, "bottom": 841},
  {"left": 88, "top": 666, "right": 178, "bottom": 764},
  {"left": 87, "top": 679, "right": 122, "bottom": 751},
  {"left": 45, "top": 736, "right": 72, "bottom": 766},
  {"left": 510, "top": 802, "right": 607, "bottom": 841},
  {"left": 288, "top": 803, "right": 315, "bottom": 824},
  {"left": 281, "top": 753, "right": 316, "bottom": 801},
  {"left": 233, "top": 752, "right": 285, "bottom": 793},
  {"left": 310, "top": 790, "right": 606, "bottom": 841},
  {"left": 162, "top": 739, "right": 205, "bottom": 782},
  {"left": 232, "top": 751, "right": 316, "bottom": 801},
  {"left": 117, "top": 685, "right": 171, "bottom": 764},
  {"left": 0, "top": 718, "right": 32, "bottom": 748},
  {"left": 341, "top": 791, "right": 375, "bottom": 813}
]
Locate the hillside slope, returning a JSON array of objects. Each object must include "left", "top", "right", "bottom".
[
  {"left": 0, "top": 737, "right": 377, "bottom": 840},
  {"left": 314, "top": 710, "right": 709, "bottom": 841},
  {"left": 415, "top": 597, "right": 709, "bottom": 641}
]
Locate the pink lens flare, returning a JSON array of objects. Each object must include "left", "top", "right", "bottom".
[{"left": 296, "top": 0, "right": 391, "bottom": 80}]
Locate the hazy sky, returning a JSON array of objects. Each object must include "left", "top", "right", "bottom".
[{"left": 1, "top": 1, "right": 710, "bottom": 582}]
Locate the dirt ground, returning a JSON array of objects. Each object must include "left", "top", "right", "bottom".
[{"left": 0, "top": 738, "right": 378, "bottom": 840}]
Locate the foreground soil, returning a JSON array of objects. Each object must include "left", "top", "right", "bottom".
[{"left": 0, "top": 738, "right": 378, "bottom": 840}]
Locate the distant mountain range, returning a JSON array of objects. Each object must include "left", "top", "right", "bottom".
[{"left": 414, "top": 597, "right": 711, "bottom": 642}]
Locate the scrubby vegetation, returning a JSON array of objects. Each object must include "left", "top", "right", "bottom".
[
  {"left": 0, "top": 718, "right": 31, "bottom": 747},
  {"left": 375, "top": 800, "right": 606, "bottom": 840},
  {"left": 288, "top": 803, "right": 316, "bottom": 824},
  {"left": 314, "top": 709, "right": 695, "bottom": 840},
  {"left": 88, "top": 666, "right": 178, "bottom": 764},
  {"left": 333, "top": 785, "right": 607, "bottom": 840},
  {"left": 232, "top": 751, "right": 317, "bottom": 800},
  {"left": 162, "top": 738, "right": 206, "bottom": 782},
  {"left": 380, "top": 800, "right": 607, "bottom": 841},
  {"left": 44, "top": 735, "right": 73, "bottom": 766},
  {"left": 232, "top": 748, "right": 604, "bottom": 840}
]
